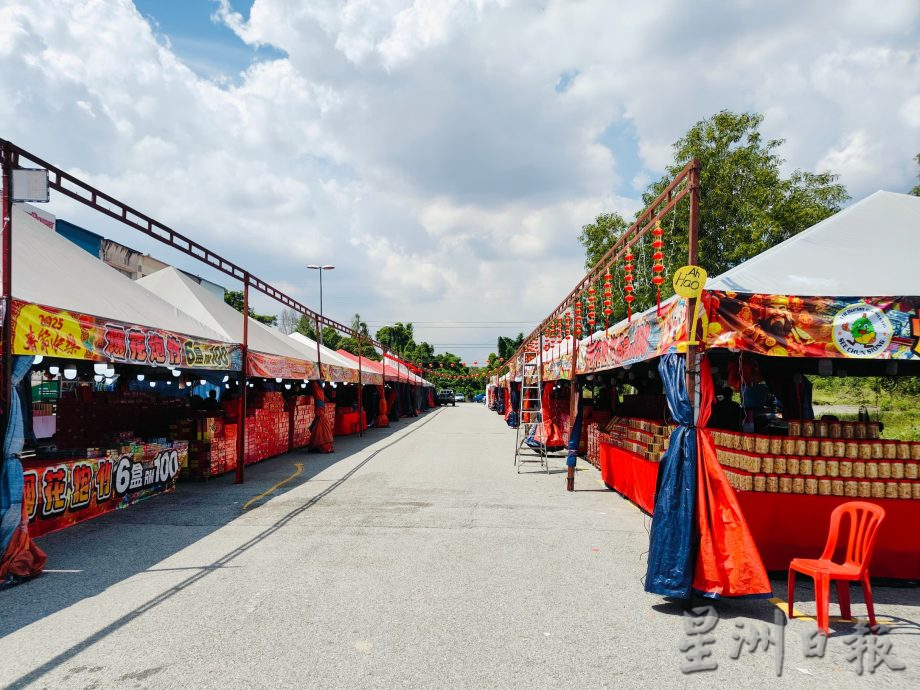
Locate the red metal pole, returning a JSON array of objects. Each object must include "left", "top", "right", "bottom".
[
  {"left": 357, "top": 338, "right": 364, "bottom": 437},
  {"left": 235, "top": 276, "right": 249, "bottom": 484},
  {"left": 566, "top": 332, "right": 578, "bottom": 492},
  {"left": 686, "top": 159, "right": 701, "bottom": 418},
  {"left": 315, "top": 316, "right": 323, "bottom": 381},
  {"left": 1, "top": 143, "right": 13, "bottom": 439}
]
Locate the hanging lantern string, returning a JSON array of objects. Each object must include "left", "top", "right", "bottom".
[
  {"left": 603, "top": 265, "right": 613, "bottom": 333},
  {"left": 623, "top": 246, "right": 634, "bottom": 323},
  {"left": 652, "top": 219, "right": 665, "bottom": 315}
]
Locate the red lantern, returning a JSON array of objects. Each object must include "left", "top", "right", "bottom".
[
  {"left": 603, "top": 267, "right": 613, "bottom": 326},
  {"left": 574, "top": 299, "right": 583, "bottom": 338},
  {"left": 623, "top": 251, "right": 635, "bottom": 322},
  {"left": 652, "top": 220, "right": 665, "bottom": 313}
]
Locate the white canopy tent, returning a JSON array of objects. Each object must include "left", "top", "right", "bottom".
[
  {"left": 137, "top": 267, "right": 314, "bottom": 365},
  {"left": 288, "top": 332, "right": 360, "bottom": 373},
  {"left": 4, "top": 204, "right": 231, "bottom": 344},
  {"left": 706, "top": 191, "right": 920, "bottom": 296}
]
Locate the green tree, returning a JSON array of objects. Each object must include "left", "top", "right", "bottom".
[
  {"left": 293, "top": 315, "right": 343, "bottom": 349},
  {"left": 578, "top": 111, "right": 849, "bottom": 322},
  {"left": 376, "top": 322, "right": 415, "bottom": 356},
  {"left": 224, "top": 290, "right": 278, "bottom": 326},
  {"left": 578, "top": 212, "right": 630, "bottom": 270},
  {"left": 911, "top": 153, "right": 920, "bottom": 196},
  {"left": 339, "top": 313, "right": 381, "bottom": 360},
  {"left": 497, "top": 333, "right": 524, "bottom": 361}
]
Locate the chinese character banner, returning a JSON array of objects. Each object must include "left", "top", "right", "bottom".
[
  {"left": 11, "top": 300, "right": 243, "bottom": 370},
  {"left": 23, "top": 441, "right": 188, "bottom": 537},
  {"left": 321, "top": 363, "right": 361, "bottom": 384},
  {"left": 247, "top": 350, "right": 319, "bottom": 381},
  {"left": 707, "top": 293, "right": 920, "bottom": 360},
  {"left": 577, "top": 297, "right": 691, "bottom": 375}
]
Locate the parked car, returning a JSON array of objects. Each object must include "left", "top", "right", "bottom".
[
  {"left": 473, "top": 393, "right": 486, "bottom": 403},
  {"left": 437, "top": 389, "right": 456, "bottom": 406},
  {"left": 454, "top": 393, "right": 465, "bottom": 402}
]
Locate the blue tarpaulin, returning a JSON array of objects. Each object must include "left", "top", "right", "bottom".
[
  {"left": 1, "top": 356, "right": 34, "bottom": 562},
  {"left": 566, "top": 384, "right": 583, "bottom": 468},
  {"left": 644, "top": 353, "right": 697, "bottom": 599}
]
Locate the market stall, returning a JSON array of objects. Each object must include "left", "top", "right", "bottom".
[
  {"left": 287, "top": 332, "right": 364, "bottom": 437},
  {"left": 579, "top": 190, "right": 920, "bottom": 580},
  {"left": 1, "top": 205, "right": 242, "bottom": 577},
  {"left": 334, "top": 349, "right": 389, "bottom": 429},
  {"left": 138, "top": 267, "right": 319, "bottom": 470}
]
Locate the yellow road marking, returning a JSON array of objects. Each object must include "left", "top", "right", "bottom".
[
  {"left": 243, "top": 463, "right": 304, "bottom": 510},
  {"left": 769, "top": 597, "right": 891, "bottom": 624}
]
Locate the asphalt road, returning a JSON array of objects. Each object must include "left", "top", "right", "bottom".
[{"left": 1, "top": 404, "right": 918, "bottom": 688}]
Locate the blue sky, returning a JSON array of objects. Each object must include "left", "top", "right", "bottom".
[
  {"left": 2, "top": 0, "right": 918, "bottom": 362},
  {"left": 134, "top": 0, "right": 285, "bottom": 82}
]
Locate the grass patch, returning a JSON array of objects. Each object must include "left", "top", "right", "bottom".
[{"left": 810, "top": 376, "right": 919, "bottom": 441}]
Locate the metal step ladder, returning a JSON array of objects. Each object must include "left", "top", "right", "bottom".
[{"left": 514, "top": 342, "right": 548, "bottom": 473}]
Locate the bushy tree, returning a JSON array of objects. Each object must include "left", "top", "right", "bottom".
[
  {"left": 911, "top": 153, "right": 920, "bottom": 196},
  {"left": 223, "top": 290, "right": 278, "bottom": 326},
  {"left": 578, "top": 111, "right": 849, "bottom": 322}
]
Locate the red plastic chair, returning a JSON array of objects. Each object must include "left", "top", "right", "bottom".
[{"left": 788, "top": 501, "right": 885, "bottom": 635}]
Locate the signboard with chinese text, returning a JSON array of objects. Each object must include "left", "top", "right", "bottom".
[
  {"left": 11, "top": 299, "right": 242, "bottom": 370},
  {"left": 577, "top": 297, "right": 692, "bottom": 374},
  {"left": 23, "top": 441, "right": 188, "bottom": 538},
  {"left": 247, "top": 350, "right": 319, "bottom": 381}
]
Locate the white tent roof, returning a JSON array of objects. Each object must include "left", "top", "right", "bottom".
[
  {"left": 288, "top": 332, "right": 358, "bottom": 371},
  {"left": 706, "top": 191, "right": 920, "bottom": 296},
  {"left": 137, "top": 267, "right": 312, "bottom": 362},
  {"left": 579, "top": 190, "right": 920, "bottom": 346},
  {"left": 4, "top": 204, "right": 230, "bottom": 342}
]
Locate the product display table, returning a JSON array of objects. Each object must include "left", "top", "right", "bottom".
[
  {"left": 334, "top": 409, "right": 367, "bottom": 436},
  {"left": 598, "top": 442, "right": 658, "bottom": 515},
  {"left": 597, "top": 440, "right": 920, "bottom": 580}
]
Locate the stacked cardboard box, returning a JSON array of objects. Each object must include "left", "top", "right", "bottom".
[
  {"left": 291, "top": 395, "right": 314, "bottom": 448},
  {"left": 600, "top": 417, "right": 673, "bottom": 462},
  {"left": 713, "top": 430, "right": 920, "bottom": 499},
  {"left": 586, "top": 423, "right": 600, "bottom": 468}
]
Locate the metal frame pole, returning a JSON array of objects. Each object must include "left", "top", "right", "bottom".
[
  {"left": 686, "top": 160, "right": 701, "bottom": 421},
  {"left": 317, "top": 269, "right": 324, "bottom": 347},
  {"left": 566, "top": 333, "right": 580, "bottom": 491},
  {"left": 235, "top": 276, "right": 249, "bottom": 484},
  {"left": 357, "top": 337, "right": 363, "bottom": 437},
  {"left": 1, "top": 143, "right": 13, "bottom": 451},
  {"left": 314, "top": 315, "right": 323, "bottom": 380}
]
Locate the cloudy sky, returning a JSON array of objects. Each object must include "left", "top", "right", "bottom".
[{"left": 1, "top": 0, "right": 918, "bottom": 362}]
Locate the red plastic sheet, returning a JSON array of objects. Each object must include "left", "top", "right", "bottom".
[
  {"left": 736, "top": 492, "right": 920, "bottom": 580},
  {"left": 375, "top": 384, "right": 389, "bottom": 428},
  {"left": 601, "top": 440, "right": 920, "bottom": 581},
  {"left": 308, "top": 382, "right": 334, "bottom": 453},
  {"left": 598, "top": 442, "right": 658, "bottom": 515},
  {"left": 693, "top": 357, "right": 772, "bottom": 598},
  {"left": 334, "top": 410, "right": 366, "bottom": 436},
  {"left": 0, "top": 503, "right": 47, "bottom": 579}
]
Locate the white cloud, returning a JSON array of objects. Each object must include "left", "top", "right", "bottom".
[{"left": 1, "top": 0, "right": 918, "bottom": 362}]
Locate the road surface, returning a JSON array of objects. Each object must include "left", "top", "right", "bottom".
[{"left": 1, "top": 404, "right": 918, "bottom": 688}]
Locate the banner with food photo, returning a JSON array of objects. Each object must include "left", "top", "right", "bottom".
[{"left": 705, "top": 292, "right": 920, "bottom": 360}]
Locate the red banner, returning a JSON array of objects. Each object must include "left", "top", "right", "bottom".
[
  {"left": 577, "top": 297, "right": 691, "bottom": 374},
  {"left": 11, "top": 299, "right": 242, "bottom": 370},
  {"left": 23, "top": 441, "right": 187, "bottom": 537},
  {"left": 247, "top": 350, "right": 319, "bottom": 380}
]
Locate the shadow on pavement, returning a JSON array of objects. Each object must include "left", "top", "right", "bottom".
[{"left": 0, "top": 410, "right": 441, "bottom": 654}]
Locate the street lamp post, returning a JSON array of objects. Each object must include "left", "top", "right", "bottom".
[{"left": 307, "top": 264, "right": 334, "bottom": 346}]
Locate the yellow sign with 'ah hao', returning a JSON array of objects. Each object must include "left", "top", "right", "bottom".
[{"left": 672, "top": 265, "right": 707, "bottom": 299}]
